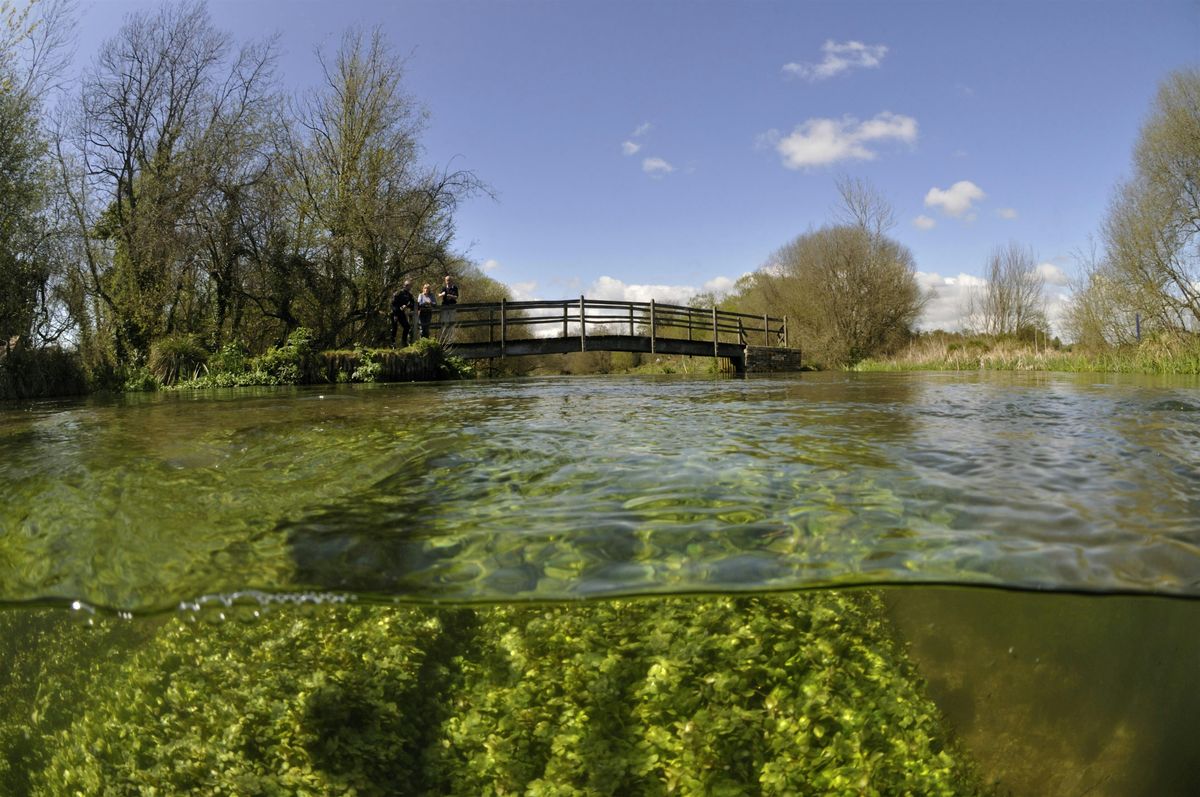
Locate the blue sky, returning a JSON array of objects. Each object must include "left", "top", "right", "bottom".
[{"left": 76, "top": 0, "right": 1200, "bottom": 330}]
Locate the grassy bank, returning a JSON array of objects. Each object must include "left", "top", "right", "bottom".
[
  {"left": 0, "top": 332, "right": 469, "bottom": 402},
  {"left": 855, "top": 332, "right": 1200, "bottom": 375}
]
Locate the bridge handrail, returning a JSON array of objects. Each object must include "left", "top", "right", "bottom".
[{"left": 429, "top": 296, "right": 788, "bottom": 348}]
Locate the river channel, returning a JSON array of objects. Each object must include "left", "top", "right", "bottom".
[{"left": 1, "top": 371, "right": 1198, "bottom": 794}]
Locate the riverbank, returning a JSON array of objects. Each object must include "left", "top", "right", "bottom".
[
  {"left": 855, "top": 332, "right": 1200, "bottom": 375},
  {"left": 0, "top": 332, "right": 470, "bottom": 401}
]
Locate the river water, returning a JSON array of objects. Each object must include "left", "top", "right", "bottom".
[{"left": 1, "top": 372, "right": 1198, "bottom": 794}]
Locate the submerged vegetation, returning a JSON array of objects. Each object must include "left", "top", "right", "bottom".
[{"left": 1, "top": 593, "right": 985, "bottom": 796}]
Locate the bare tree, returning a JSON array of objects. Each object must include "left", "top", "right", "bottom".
[
  {"left": 834, "top": 174, "right": 896, "bottom": 238},
  {"left": 1062, "top": 238, "right": 1143, "bottom": 347},
  {"left": 61, "top": 0, "right": 276, "bottom": 363},
  {"left": 965, "top": 242, "right": 1046, "bottom": 336}
]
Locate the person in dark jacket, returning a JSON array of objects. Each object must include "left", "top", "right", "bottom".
[
  {"left": 438, "top": 275, "right": 460, "bottom": 334},
  {"left": 390, "top": 279, "right": 416, "bottom": 347}
]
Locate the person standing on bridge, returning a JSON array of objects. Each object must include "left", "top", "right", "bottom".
[
  {"left": 417, "top": 283, "right": 436, "bottom": 339},
  {"left": 390, "top": 279, "right": 416, "bottom": 347},
  {"left": 438, "top": 274, "right": 459, "bottom": 334}
]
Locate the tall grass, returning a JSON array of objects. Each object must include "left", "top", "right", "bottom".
[{"left": 856, "top": 333, "right": 1200, "bottom": 375}]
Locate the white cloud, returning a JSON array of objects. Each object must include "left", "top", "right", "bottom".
[
  {"left": 924, "top": 180, "right": 986, "bottom": 217},
  {"left": 783, "top": 40, "right": 888, "bottom": 81},
  {"left": 481, "top": 258, "right": 500, "bottom": 273},
  {"left": 996, "top": 207, "right": 1018, "bottom": 220},
  {"left": 509, "top": 281, "right": 539, "bottom": 301},
  {"left": 1036, "top": 262, "right": 1069, "bottom": 286},
  {"left": 914, "top": 271, "right": 987, "bottom": 330},
  {"left": 766, "top": 112, "right": 917, "bottom": 169},
  {"left": 916, "top": 269, "right": 1075, "bottom": 337},
  {"left": 587, "top": 274, "right": 741, "bottom": 306},
  {"left": 642, "top": 157, "right": 675, "bottom": 176},
  {"left": 913, "top": 215, "right": 937, "bottom": 230},
  {"left": 702, "top": 276, "right": 738, "bottom": 294},
  {"left": 621, "top": 123, "right": 652, "bottom": 158}
]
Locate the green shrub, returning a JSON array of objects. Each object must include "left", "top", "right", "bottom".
[
  {"left": 0, "top": 346, "right": 88, "bottom": 400},
  {"left": 207, "top": 342, "right": 250, "bottom": 375},
  {"left": 120, "top": 366, "right": 159, "bottom": 392},
  {"left": 253, "top": 327, "right": 319, "bottom": 385},
  {"left": 148, "top": 335, "right": 209, "bottom": 386},
  {"left": 350, "top": 346, "right": 383, "bottom": 383}
]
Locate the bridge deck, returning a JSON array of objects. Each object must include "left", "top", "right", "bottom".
[{"left": 449, "top": 334, "right": 750, "bottom": 362}]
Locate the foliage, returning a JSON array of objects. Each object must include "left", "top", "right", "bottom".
[
  {"left": 148, "top": 334, "right": 209, "bottom": 386},
  {"left": 1064, "top": 69, "right": 1200, "bottom": 346},
  {"left": 0, "top": 344, "right": 86, "bottom": 400},
  {"left": 170, "top": 338, "right": 466, "bottom": 388},
  {"left": 725, "top": 179, "right": 924, "bottom": 367},
  {"left": 21, "top": 3, "right": 489, "bottom": 386},
  {"left": 252, "top": 327, "right": 319, "bottom": 385},
  {"left": 207, "top": 341, "right": 250, "bottom": 375},
  {"left": 9, "top": 593, "right": 984, "bottom": 796},
  {"left": 351, "top": 346, "right": 383, "bottom": 383},
  {"left": 119, "top": 366, "right": 159, "bottom": 392}
]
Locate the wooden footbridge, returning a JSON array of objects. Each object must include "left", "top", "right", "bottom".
[{"left": 428, "top": 298, "right": 801, "bottom": 373}]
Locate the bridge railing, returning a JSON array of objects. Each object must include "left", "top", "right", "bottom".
[{"left": 431, "top": 297, "right": 787, "bottom": 351}]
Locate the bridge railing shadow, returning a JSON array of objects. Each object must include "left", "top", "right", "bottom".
[{"left": 431, "top": 298, "right": 787, "bottom": 352}]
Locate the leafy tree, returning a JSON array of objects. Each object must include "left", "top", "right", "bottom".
[
  {"left": 0, "top": 0, "right": 73, "bottom": 352},
  {"left": 278, "top": 27, "right": 486, "bottom": 349},
  {"left": 1061, "top": 69, "right": 1200, "bottom": 348},
  {"left": 731, "top": 179, "right": 925, "bottom": 366}
]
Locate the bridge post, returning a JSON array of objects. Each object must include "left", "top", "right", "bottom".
[
  {"left": 628, "top": 305, "right": 634, "bottom": 336},
  {"left": 500, "top": 299, "right": 507, "bottom": 357},
  {"left": 712, "top": 306, "right": 718, "bottom": 358},
  {"left": 783, "top": 316, "right": 789, "bottom": 348},
  {"left": 580, "top": 295, "right": 586, "bottom": 351},
  {"left": 650, "top": 299, "right": 656, "bottom": 354},
  {"left": 763, "top": 314, "right": 769, "bottom": 346}
]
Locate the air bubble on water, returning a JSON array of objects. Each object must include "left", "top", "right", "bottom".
[{"left": 176, "top": 589, "right": 354, "bottom": 625}]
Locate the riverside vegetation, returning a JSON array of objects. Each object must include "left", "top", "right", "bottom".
[{"left": 854, "top": 329, "right": 1200, "bottom": 375}]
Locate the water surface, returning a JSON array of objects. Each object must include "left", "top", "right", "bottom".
[{"left": 2, "top": 371, "right": 1199, "bottom": 612}]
